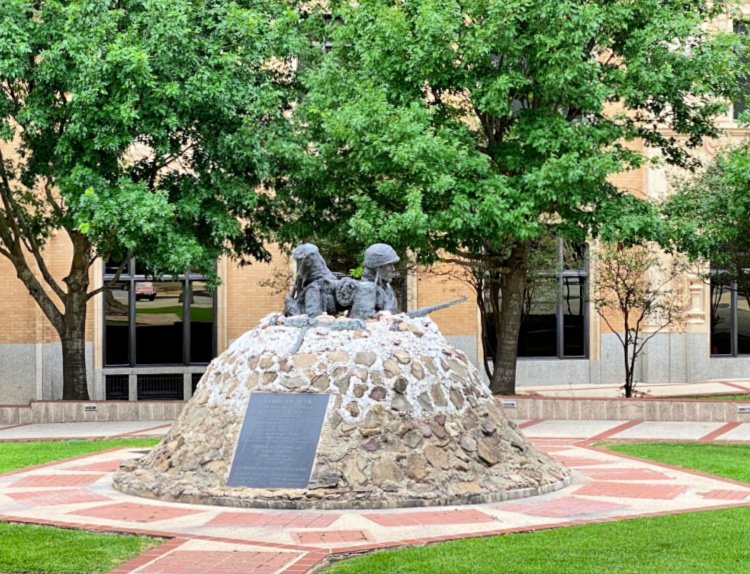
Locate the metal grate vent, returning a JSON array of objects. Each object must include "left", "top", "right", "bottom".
[
  {"left": 137, "top": 374, "right": 184, "bottom": 401},
  {"left": 105, "top": 375, "right": 129, "bottom": 401}
]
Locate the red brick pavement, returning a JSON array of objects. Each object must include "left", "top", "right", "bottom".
[
  {"left": 584, "top": 420, "right": 642, "bottom": 443},
  {"left": 135, "top": 550, "right": 301, "bottom": 574},
  {"left": 69, "top": 502, "right": 203, "bottom": 523},
  {"left": 517, "top": 419, "right": 544, "bottom": 429},
  {"left": 551, "top": 455, "right": 610, "bottom": 467},
  {"left": 65, "top": 460, "right": 125, "bottom": 472},
  {"left": 579, "top": 468, "right": 672, "bottom": 481},
  {"left": 7, "top": 488, "right": 110, "bottom": 506},
  {"left": 698, "top": 422, "right": 742, "bottom": 442},
  {"left": 9, "top": 474, "right": 105, "bottom": 488},
  {"left": 497, "top": 496, "right": 629, "bottom": 518},
  {"left": 293, "top": 530, "right": 371, "bottom": 544},
  {"left": 206, "top": 512, "right": 340, "bottom": 529},
  {"left": 535, "top": 446, "right": 574, "bottom": 454},
  {"left": 528, "top": 438, "right": 580, "bottom": 448},
  {"left": 699, "top": 489, "right": 750, "bottom": 501},
  {"left": 363, "top": 509, "right": 495, "bottom": 527},
  {"left": 109, "top": 537, "right": 189, "bottom": 574},
  {"left": 575, "top": 481, "right": 689, "bottom": 499}
]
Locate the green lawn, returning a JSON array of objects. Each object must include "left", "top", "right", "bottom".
[
  {"left": 0, "top": 523, "right": 161, "bottom": 574},
  {"left": 669, "top": 394, "right": 750, "bottom": 401},
  {"left": 325, "top": 508, "right": 750, "bottom": 574},
  {"left": 135, "top": 305, "right": 213, "bottom": 322},
  {"left": 0, "top": 437, "right": 160, "bottom": 474},
  {"left": 0, "top": 438, "right": 163, "bottom": 573},
  {"left": 605, "top": 442, "right": 750, "bottom": 484},
  {"left": 323, "top": 442, "right": 750, "bottom": 574}
]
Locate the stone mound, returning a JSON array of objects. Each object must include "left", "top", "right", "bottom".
[{"left": 114, "top": 314, "right": 569, "bottom": 509}]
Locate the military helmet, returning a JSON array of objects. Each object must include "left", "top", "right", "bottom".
[
  {"left": 292, "top": 243, "right": 319, "bottom": 260},
  {"left": 363, "top": 243, "right": 399, "bottom": 269}
]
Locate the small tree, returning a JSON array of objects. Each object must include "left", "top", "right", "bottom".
[
  {"left": 0, "top": 0, "right": 300, "bottom": 399},
  {"left": 592, "top": 243, "right": 687, "bottom": 397}
]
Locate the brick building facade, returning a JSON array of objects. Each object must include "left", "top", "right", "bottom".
[{"left": 1, "top": 7, "right": 750, "bottom": 406}]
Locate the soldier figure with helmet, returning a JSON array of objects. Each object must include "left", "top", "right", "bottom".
[{"left": 284, "top": 242, "right": 400, "bottom": 320}]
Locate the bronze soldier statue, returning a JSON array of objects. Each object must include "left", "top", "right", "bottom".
[{"left": 283, "top": 243, "right": 339, "bottom": 317}]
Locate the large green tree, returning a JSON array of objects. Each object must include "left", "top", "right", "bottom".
[
  {"left": 0, "top": 0, "right": 299, "bottom": 399},
  {"left": 275, "top": 0, "right": 745, "bottom": 393}
]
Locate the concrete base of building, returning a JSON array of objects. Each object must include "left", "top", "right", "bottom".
[
  {"left": 3, "top": 395, "right": 750, "bottom": 425},
  {"left": 0, "top": 400, "right": 185, "bottom": 425}
]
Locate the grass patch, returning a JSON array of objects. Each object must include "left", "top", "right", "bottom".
[
  {"left": 0, "top": 438, "right": 160, "bottom": 473},
  {"left": 324, "top": 443, "right": 750, "bottom": 573},
  {"left": 0, "top": 438, "right": 163, "bottom": 573},
  {"left": 323, "top": 507, "right": 750, "bottom": 574},
  {"left": 135, "top": 305, "right": 212, "bottom": 321},
  {"left": 0, "top": 522, "right": 161, "bottom": 574},
  {"left": 667, "top": 394, "right": 750, "bottom": 401},
  {"left": 603, "top": 442, "right": 750, "bottom": 483}
]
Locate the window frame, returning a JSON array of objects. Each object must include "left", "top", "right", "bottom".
[
  {"left": 518, "top": 239, "right": 589, "bottom": 360},
  {"left": 103, "top": 259, "right": 217, "bottom": 367},
  {"left": 709, "top": 275, "right": 750, "bottom": 357}
]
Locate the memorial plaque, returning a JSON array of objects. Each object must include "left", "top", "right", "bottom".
[{"left": 227, "top": 392, "right": 330, "bottom": 488}]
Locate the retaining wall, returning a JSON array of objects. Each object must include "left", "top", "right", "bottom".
[{"left": 2, "top": 396, "right": 750, "bottom": 426}]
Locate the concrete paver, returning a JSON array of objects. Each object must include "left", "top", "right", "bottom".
[
  {"left": 714, "top": 422, "right": 750, "bottom": 442},
  {"left": 2, "top": 418, "right": 750, "bottom": 573},
  {"left": 520, "top": 419, "right": 627, "bottom": 438},
  {"left": 0, "top": 421, "right": 172, "bottom": 440},
  {"left": 611, "top": 421, "right": 726, "bottom": 440}
]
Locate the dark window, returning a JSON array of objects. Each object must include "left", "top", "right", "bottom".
[
  {"left": 192, "top": 372, "right": 204, "bottom": 394},
  {"left": 105, "top": 375, "right": 129, "bottom": 401},
  {"left": 734, "top": 21, "right": 749, "bottom": 120},
  {"left": 562, "top": 276, "right": 586, "bottom": 356},
  {"left": 518, "top": 276, "right": 558, "bottom": 357},
  {"left": 190, "top": 281, "right": 214, "bottom": 364},
  {"left": 104, "top": 286, "right": 130, "bottom": 366},
  {"left": 137, "top": 374, "right": 184, "bottom": 400},
  {"left": 135, "top": 281, "right": 184, "bottom": 365},
  {"left": 103, "top": 259, "right": 216, "bottom": 367},
  {"left": 518, "top": 239, "right": 588, "bottom": 358},
  {"left": 711, "top": 275, "right": 750, "bottom": 356}
]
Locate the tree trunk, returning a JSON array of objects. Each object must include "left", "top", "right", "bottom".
[
  {"left": 623, "top": 339, "right": 633, "bottom": 398},
  {"left": 61, "top": 311, "right": 88, "bottom": 400},
  {"left": 490, "top": 242, "right": 529, "bottom": 395},
  {"left": 60, "top": 231, "right": 91, "bottom": 400}
]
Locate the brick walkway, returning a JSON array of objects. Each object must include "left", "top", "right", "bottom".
[{"left": 1, "top": 420, "right": 750, "bottom": 573}]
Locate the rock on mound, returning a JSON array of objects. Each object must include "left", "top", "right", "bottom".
[{"left": 114, "top": 314, "right": 569, "bottom": 509}]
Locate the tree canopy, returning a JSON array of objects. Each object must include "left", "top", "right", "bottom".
[
  {"left": 665, "top": 141, "right": 750, "bottom": 283},
  {"left": 275, "top": 0, "right": 746, "bottom": 393},
  {"left": 0, "top": 0, "right": 301, "bottom": 398}
]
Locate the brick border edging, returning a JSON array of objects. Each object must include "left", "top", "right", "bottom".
[
  {"left": 309, "top": 500, "right": 750, "bottom": 573},
  {"left": 108, "top": 537, "right": 188, "bottom": 574},
  {"left": 4, "top": 440, "right": 750, "bottom": 573},
  {"left": 578, "top": 441, "right": 750, "bottom": 489},
  {"left": 112, "top": 475, "right": 572, "bottom": 511}
]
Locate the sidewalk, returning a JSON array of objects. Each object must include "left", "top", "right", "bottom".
[{"left": 1, "top": 417, "right": 750, "bottom": 573}]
